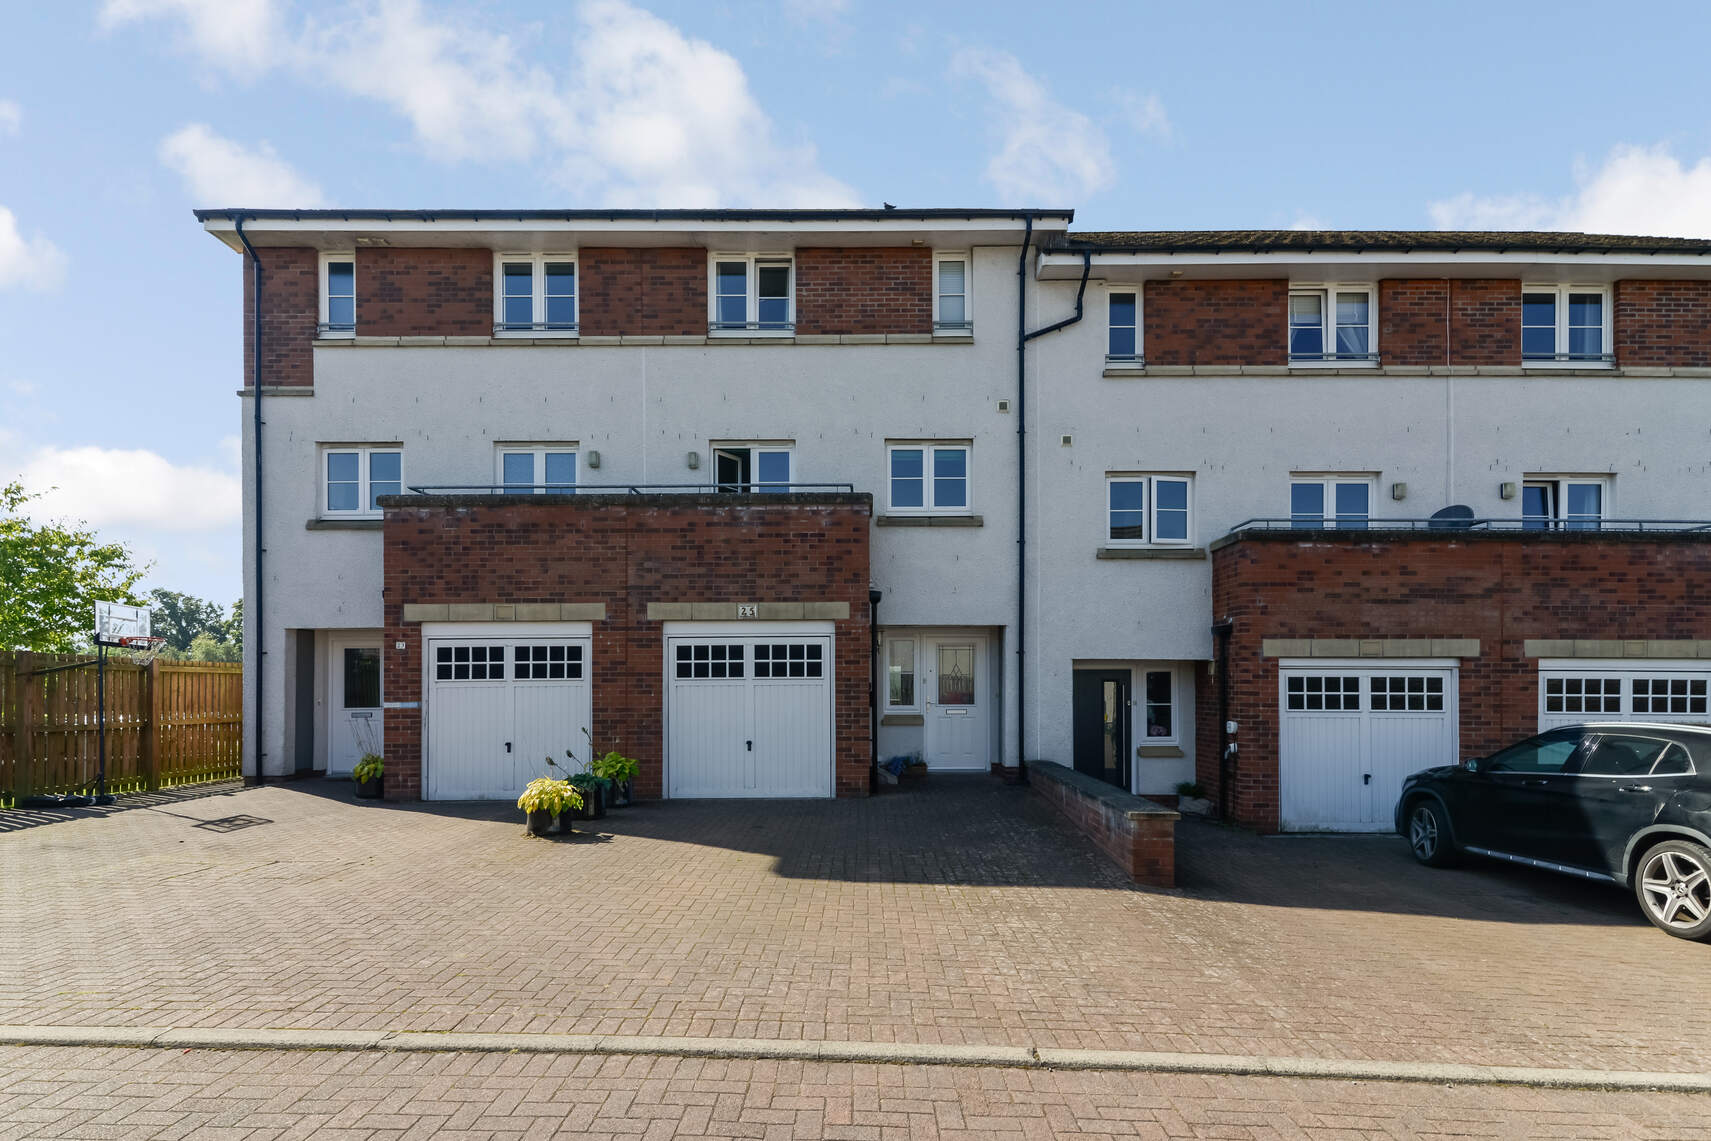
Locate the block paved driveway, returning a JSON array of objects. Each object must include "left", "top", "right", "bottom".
[{"left": 2, "top": 776, "right": 1708, "bottom": 1075}]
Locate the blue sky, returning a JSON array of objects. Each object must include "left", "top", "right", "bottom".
[{"left": 4, "top": 0, "right": 1711, "bottom": 607}]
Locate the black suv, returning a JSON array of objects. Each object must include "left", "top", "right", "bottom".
[{"left": 1396, "top": 723, "right": 1711, "bottom": 940}]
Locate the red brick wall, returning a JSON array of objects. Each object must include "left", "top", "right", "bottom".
[
  {"left": 795, "top": 248, "right": 932, "bottom": 335},
  {"left": 1615, "top": 280, "right": 1711, "bottom": 367},
  {"left": 1203, "top": 534, "right": 1711, "bottom": 829},
  {"left": 1142, "top": 280, "right": 1287, "bottom": 366},
  {"left": 1028, "top": 763, "right": 1176, "bottom": 886},
  {"left": 381, "top": 494, "right": 873, "bottom": 801},
  {"left": 1448, "top": 279, "right": 1519, "bottom": 365},
  {"left": 1379, "top": 279, "right": 1449, "bottom": 366},
  {"left": 357, "top": 248, "right": 492, "bottom": 336},
  {"left": 578, "top": 248, "right": 706, "bottom": 336},
  {"left": 243, "top": 247, "right": 317, "bottom": 388}
]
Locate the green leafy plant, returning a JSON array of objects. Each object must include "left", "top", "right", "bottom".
[
  {"left": 353, "top": 754, "right": 384, "bottom": 784},
  {"left": 566, "top": 770, "right": 610, "bottom": 794},
  {"left": 568, "top": 728, "right": 640, "bottom": 786},
  {"left": 1175, "top": 781, "right": 1206, "bottom": 799},
  {"left": 518, "top": 777, "right": 582, "bottom": 817}
]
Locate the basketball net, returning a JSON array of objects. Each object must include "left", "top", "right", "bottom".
[{"left": 119, "top": 636, "right": 167, "bottom": 666}]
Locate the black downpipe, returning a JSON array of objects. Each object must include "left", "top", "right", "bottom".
[
  {"left": 868, "top": 588, "right": 882, "bottom": 793},
  {"left": 1014, "top": 235, "right": 1091, "bottom": 782},
  {"left": 1211, "top": 618, "right": 1234, "bottom": 818},
  {"left": 235, "top": 217, "right": 265, "bottom": 787}
]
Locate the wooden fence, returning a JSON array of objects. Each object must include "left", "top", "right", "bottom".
[{"left": 0, "top": 652, "right": 243, "bottom": 806}]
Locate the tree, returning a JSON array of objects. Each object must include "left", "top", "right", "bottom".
[
  {"left": 184, "top": 631, "right": 242, "bottom": 662},
  {"left": 0, "top": 480, "right": 148, "bottom": 652},
  {"left": 147, "top": 588, "right": 228, "bottom": 652},
  {"left": 224, "top": 598, "right": 244, "bottom": 654}
]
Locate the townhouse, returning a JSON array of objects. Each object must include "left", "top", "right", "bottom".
[{"left": 198, "top": 209, "right": 1711, "bottom": 831}]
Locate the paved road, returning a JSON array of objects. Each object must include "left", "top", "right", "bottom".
[
  {"left": 0, "top": 776, "right": 1705, "bottom": 1075},
  {"left": 4, "top": 1044, "right": 1708, "bottom": 1140}
]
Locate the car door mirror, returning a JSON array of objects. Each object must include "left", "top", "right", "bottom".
[{"left": 1463, "top": 756, "right": 1480, "bottom": 772}]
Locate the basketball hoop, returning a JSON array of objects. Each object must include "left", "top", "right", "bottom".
[{"left": 119, "top": 635, "right": 167, "bottom": 666}]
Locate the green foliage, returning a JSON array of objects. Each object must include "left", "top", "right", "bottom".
[
  {"left": 518, "top": 777, "right": 582, "bottom": 817},
  {"left": 576, "top": 728, "right": 640, "bottom": 785},
  {"left": 0, "top": 480, "right": 147, "bottom": 652},
  {"left": 147, "top": 590, "right": 241, "bottom": 660},
  {"left": 353, "top": 754, "right": 384, "bottom": 784},
  {"left": 1175, "top": 781, "right": 1206, "bottom": 799}
]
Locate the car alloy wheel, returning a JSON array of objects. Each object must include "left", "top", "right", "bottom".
[
  {"left": 1409, "top": 805, "right": 1439, "bottom": 860},
  {"left": 1637, "top": 842, "right": 1711, "bottom": 940}
]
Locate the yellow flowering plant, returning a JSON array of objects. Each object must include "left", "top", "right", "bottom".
[
  {"left": 353, "top": 754, "right": 384, "bottom": 784},
  {"left": 517, "top": 777, "right": 583, "bottom": 817}
]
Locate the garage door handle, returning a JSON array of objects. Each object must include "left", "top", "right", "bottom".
[
  {"left": 746, "top": 740, "right": 752, "bottom": 752},
  {"left": 504, "top": 742, "right": 512, "bottom": 753},
  {"left": 1362, "top": 773, "right": 1371, "bottom": 785}
]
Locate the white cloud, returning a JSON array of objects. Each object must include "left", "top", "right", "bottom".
[
  {"left": 99, "top": 0, "right": 279, "bottom": 73},
  {"left": 112, "top": 0, "right": 856, "bottom": 207},
  {"left": 0, "top": 100, "right": 20, "bottom": 137},
  {"left": 1428, "top": 144, "right": 1711, "bottom": 237},
  {"left": 159, "top": 123, "right": 326, "bottom": 206},
  {"left": 1109, "top": 88, "right": 1170, "bottom": 141},
  {"left": 950, "top": 47, "right": 1112, "bottom": 203},
  {"left": 1288, "top": 212, "right": 1327, "bottom": 231},
  {"left": 10, "top": 444, "right": 241, "bottom": 533},
  {"left": 0, "top": 206, "right": 67, "bottom": 292}
]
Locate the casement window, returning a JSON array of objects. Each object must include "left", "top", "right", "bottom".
[
  {"left": 888, "top": 444, "right": 970, "bottom": 514},
  {"left": 1288, "top": 286, "right": 1376, "bottom": 365},
  {"left": 1106, "top": 474, "right": 1193, "bottom": 547},
  {"left": 1522, "top": 476, "right": 1608, "bottom": 530},
  {"left": 710, "top": 254, "right": 793, "bottom": 334},
  {"left": 884, "top": 636, "right": 918, "bottom": 711},
  {"left": 494, "top": 254, "right": 577, "bottom": 336},
  {"left": 1290, "top": 475, "right": 1373, "bottom": 529},
  {"left": 712, "top": 444, "right": 793, "bottom": 493},
  {"left": 1143, "top": 669, "right": 1175, "bottom": 740},
  {"left": 495, "top": 445, "right": 577, "bottom": 494},
  {"left": 934, "top": 254, "right": 971, "bottom": 335},
  {"left": 319, "top": 253, "right": 355, "bottom": 337},
  {"left": 1522, "top": 285, "right": 1610, "bottom": 365},
  {"left": 321, "top": 446, "right": 402, "bottom": 518},
  {"left": 1107, "top": 289, "right": 1141, "bottom": 364}
]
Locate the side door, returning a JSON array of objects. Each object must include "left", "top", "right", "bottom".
[
  {"left": 1465, "top": 727, "right": 1588, "bottom": 858},
  {"left": 328, "top": 636, "right": 383, "bottom": 777},
  {"left": 1566, "top": 733, "right": 1684, "bottom": 876}
]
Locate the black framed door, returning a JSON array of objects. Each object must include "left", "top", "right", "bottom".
[{"left": 1072, "top": 669, "right": 1130, "bottom": 791}]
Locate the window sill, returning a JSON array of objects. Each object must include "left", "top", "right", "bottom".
[
  {"left": 709, "top": 327, "right": 795, "bottom": 339},
  {"left": 1097, "top": 546, "right": 1206, "bottom": 560},
  {"left": 933, "top": 326, "right": 974, "bottom": 340},
  {"left": 880, "top": 713, "right": 925, "bottom": 726},
  {"left": 494, "top": 329, "right": 579, "bottom": 340},
  {"left": 1289, "top": 358, "right": 1379, "bottom": 370},
  {"left": 1522, "top": 359, "right": 1615, "bottom": 370},
  {"left": 1136, "top": 744, "right": 1185, "bottom": 759},
  {"left": 1103, "top": 360, "right": 1146, "bottom": 377},
  {"left": 876, "top": 514, "right": 983, "bottom": 527},
  {"left": 306, "top": 517, "right": 385, "bottom": 531}
]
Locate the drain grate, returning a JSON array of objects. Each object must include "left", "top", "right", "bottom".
[{"left": 193, "top": 815, "right": 273, "bottom": 833}]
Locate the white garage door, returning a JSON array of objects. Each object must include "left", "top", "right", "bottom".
[
  {"left": 1278, "top": 663, "right": 1459, "bottom": 831},
  {"left": 666, "top": 629, "right": 833, "bottom": 798},
  {"left": 425, "top": 627, "right": 592, "bottom": 800},
  {"left": 1539, "top": 660, "right": 1711, "bottom": 730}
]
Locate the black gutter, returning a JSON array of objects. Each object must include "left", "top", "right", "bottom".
[
  {"left": 869, "top": 589, "right": 882, "bottom": 794},
  {"left": 195, "top": 207, "right": 1076, "bottom": 224},
  {"left": 1211, "top": 618, "right": 1234, "bottom": 819},
  {"left": 1011, "top": 234, "right": 1092, "bottom": 783},
  {"left": 234, "top": 216, "right": 265, "bottom": 788}
]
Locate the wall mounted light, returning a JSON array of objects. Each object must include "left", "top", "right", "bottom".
[
  {"left": 1499, "top": 481, "right": 1517, "bottom": 500},
  {"left": 1060, "top": 435, "right": 1073, "bottom": 447},
  {"left": 586, "top": 450, "right": 601, "bottom": 470},
  {"left": 997, "top": 399, "right": 1011, "bottom": 413},
  {"left": 1390, "top": 482, "right": 1407, "bottom": 501},
  {"left": 686, "top": 451, "right": 700, "bottom": 470}
]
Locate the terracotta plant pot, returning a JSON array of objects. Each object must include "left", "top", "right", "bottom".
[
  {"left": 526, "top": 809, "right": 562, "bottom": 836},
  {"left": 355, "top": 777, "right": 382, "bottom": 799}
]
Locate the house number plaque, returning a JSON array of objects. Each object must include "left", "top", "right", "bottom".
[{"left": 737, "top": 604, "right": 758, "bottom": 619}]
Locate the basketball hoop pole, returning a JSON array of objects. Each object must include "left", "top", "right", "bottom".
[{"left": 96, "top": 639, "right": 108, "bottom": 801}]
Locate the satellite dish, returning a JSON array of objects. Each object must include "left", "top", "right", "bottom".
[{"left": 1428, "top": 504, "right": 1476, "bottom": 530}]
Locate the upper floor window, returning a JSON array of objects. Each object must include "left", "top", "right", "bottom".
[
  {"left": 319, "top": 253, "right": 355, "bottom": 337},
  {"left": 712, "top": 444, "right": 793, "bottom": 492},
  {"left": 1107, "top": 289, "right": 1141, "bottom": 365},
  {"left": 1289, "top": 286, "right": 1375, "bottom": 365},
  {"left": 711, "top": 254, "right": 793, "bottom": 334},
  {"left": 888, "top": 443, "right": 969, "bottom": 514},
  {"left": 934, "top": 254, "right": 971, "bottom": 335},
  {"left": 322, "top": 445, "right": 401, "bottom": 518},
  {"left": 495, "top": 254, "right": 577, "bottom": 336},
  {"left": 496, "top": 445, "right": 577, "bottom": 493},
  {"left": 1106, "top": 474, "right": 1193, "bottom": 547},
  {"left": 1522, "top": 285, "right": 1610, "bottom": 366},
  {"left": 1291, "top": 475, "right": 1372, "bottom": 529},
  {"left": 1523, "top": 475, "right": 1608, "bottom": 530}
]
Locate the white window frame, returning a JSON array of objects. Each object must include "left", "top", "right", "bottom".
[
  {"left": 1521, "top": 474, "right": 1611, "bottom": 529},
  {"left": 493, "top": 253, "right": 579, "bottom": 338},
  {"left": 882, "top": 634, "right": 920, "bottom": 713},
  {"left": 320, "top": 444, "right": 403, "bottom": 519},
  {"left": 708, "top": 253, "right": 795, "bottom": 336},
  {"left": 494, "top": 444, "right": 579, "bottom": 494},
  {"left": 319, "top": 252, "right": 356, "bottom": 338},
  {"left": 933, "top": 252, "right": 972, "bottom": 337},
  {"left": 1521, "top": 284, "right": 1612, "bottom": 368},
  {"left": 886, "top": 443, "right": 972, "bottom": 515},
  {"left": 709, "top": 442, "right": 795, "bottom": 493},
  {"left": 1289, "top": 474, "right": 1376, "bottom": 529},
  {"left": 1288, "top": 284, "right": 1377, "bottom": 367},
  {"left": 1104, "top": 473, "right": 1194, "bottom": 548},
  {"left": 1140, "top": 667, "right": 1179, "bottom": 744},
  {"left": 1105, "top": 285, "right": 1143, "bottom": 367}
]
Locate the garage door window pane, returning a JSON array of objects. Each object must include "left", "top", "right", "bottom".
[
  {"left": 676, "top": 643, "right": 744, "bottom": 679},
  {"left": 1634, "top": 677, "right": 1709, "bottom": 715},
  {"left": 756, "top": 642, "right": 822, "bottom": 679},
  {"left": 437, "top": 644, "right": 505, "bottom": 681},
  {"left": 1544, "top": 676, "right": 1620, "bottom": 714},
  {"left": 1371, "top": 675, "right": 1443, "bottom": 712},
  {"left": 516, "top": 643, "right": 583, "bottom": 680},
  {"left": 1285, "top": 674, "right": 1361, "bottom": 711}
]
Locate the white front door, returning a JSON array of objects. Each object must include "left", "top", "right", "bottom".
[
  {"left": 327, "top": 636, "right": 382, "bottom": 777},
  {"left": 1278, "top": 663, "right": 1458, "bottom": 831},
  {"left": 665, "top": 629, "right": 834, "bottom": 798},
  {"left": 923, "top": 637, "right": 989, "bottom": 771}
]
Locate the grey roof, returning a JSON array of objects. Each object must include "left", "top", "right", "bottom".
[
  {"left": 193, "top": 207, "right": 1073, "bottom": 223},
  {"left": 1051, "top": 230, "right": 1711, "bottom": 255}
]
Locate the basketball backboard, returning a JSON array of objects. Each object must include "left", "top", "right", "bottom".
[{"left": 94, "top": 601, "right": 151, "bottom": 647}]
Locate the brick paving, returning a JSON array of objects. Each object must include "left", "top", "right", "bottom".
[
  {"left": 1, "top": 777, "right": 1707, "bottom": 1076},
  {"left": 4, "top": 1045, "right": 1708, "bottom": 1140}
]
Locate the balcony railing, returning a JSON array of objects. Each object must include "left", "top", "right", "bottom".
[
  {"left": 405, "top": 482, "right": 857, "bottom": 496},
  {"left": 493, "top": 322, "right": 579, "bottom": 335},
  {"left": 1287, "top": 351, "right": 1381, "bottom": 364},
  {"left": 709, "top": 321, "right": 795, "bottom": 334},
  {"left": 1521, "top": 351, "right": 1616, "bottom": 364},
  {"left": 1228, "top": 516, "right": 1711, "bottom": 535}
]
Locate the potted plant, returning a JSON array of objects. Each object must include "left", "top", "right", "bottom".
[
  {"left": 1175, "top": 781, "right": 1212, "bottom": 816},
  {"left": 588, "top": 740, "right": 640, "bottom": 807},
  {"left": 566, "top": 770, "right": 608, "bottom": 819},
  {"left": 517, "top": 777, "right": 582, "bottom": 836},
  {"left": 353, "top": 754, "right": 384, "bottom": 799},
  {"left": 901, "top": 753, "right": 928, "bottom": 782}
]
